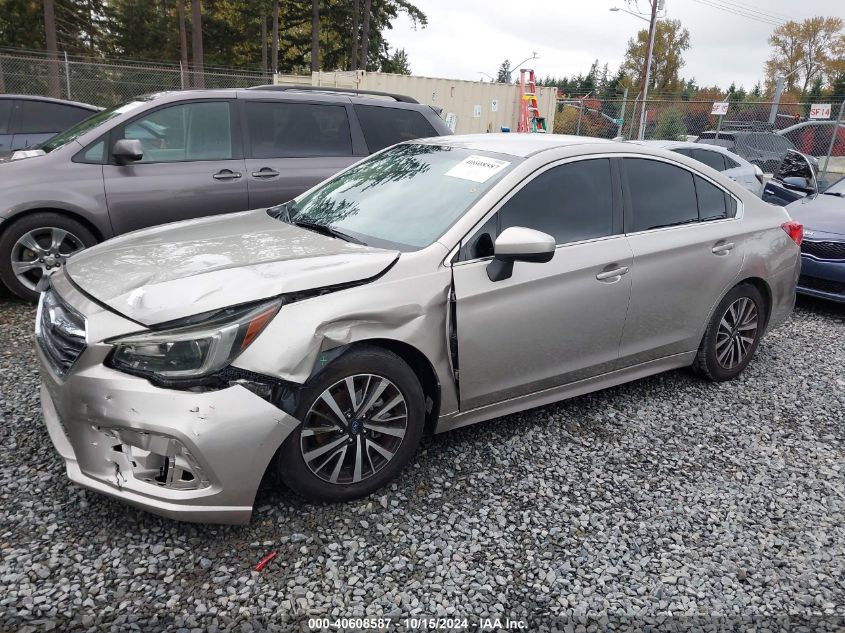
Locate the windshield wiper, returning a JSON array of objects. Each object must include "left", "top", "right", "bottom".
[
  {"left": 291, "top": 219, "right": 367, "bottom": 245},
  {"left": 822, "top": 191, "right": 843, "bottom": 197}
]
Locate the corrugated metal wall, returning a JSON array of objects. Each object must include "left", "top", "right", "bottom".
[{"left": 274, "top": 70, "right": 557, "bottom": 135}]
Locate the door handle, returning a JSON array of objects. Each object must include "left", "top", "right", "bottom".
[
  {"left": 251, "top": 167, "right": 280, "bottom": 179},
  {"left": 213, "top": 169, "right": 242, "bottom": 181},
  {"left": 596, "top": 266, "right": 629, "bottom": 281},
  {"left": 712, "top": 242, "right": 735, "bottom": 255}
]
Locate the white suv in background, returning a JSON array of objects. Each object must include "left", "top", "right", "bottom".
[{"left": 634, "top": 140, "right": 764, "bottom": 197}]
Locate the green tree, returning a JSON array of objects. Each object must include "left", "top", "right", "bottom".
[
  {"left": 652, "top": 107, "right": 687, "bottom": 140},
  {"left": 622, "top": 18, "right": 691, "bottom": 95},
  {"left": 381, "top": 47, "right": 410, "bottom": 74},
  {"left": 765, "top": 17, "right": 845, "bottom": 93},
  {"left": 496, "top": 59, "right": 511, "bottom": 83}
]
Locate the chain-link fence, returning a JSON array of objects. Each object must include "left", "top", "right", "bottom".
[
  {"left": 555, "top": 96, "right": 845, "bottom": 186},
  {"left": 0, "top": 49, "right": 270, "bottom": 108}
]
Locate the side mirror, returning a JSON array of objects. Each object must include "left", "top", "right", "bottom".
[
  {"left": 112, "top": 139, "right": 144, "bottom": 165},
  {"left": 782, "top": 176, "right": 813, "bottom": 194},
  {"left": 487, "top": 226, "right": 555, "bottom": 282}
]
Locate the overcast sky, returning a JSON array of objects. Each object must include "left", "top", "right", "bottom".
[{"left": 386, "top": 0, "right": 840, "bottom": 93}]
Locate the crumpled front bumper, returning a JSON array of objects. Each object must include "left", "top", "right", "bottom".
[{"left": 36, "top": 274, "right": 301, "bottom": 524}]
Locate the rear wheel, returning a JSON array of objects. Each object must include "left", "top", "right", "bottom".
[
  {"left": 0, "top": 213, "right": 96, "bottom": 301},
  {"left": 693, "top": 283, "right": 766, "bottom": 381},
  {"left": 277, "top": 346, "right": 425, "bottom": 502}
]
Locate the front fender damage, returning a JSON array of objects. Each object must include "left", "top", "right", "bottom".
[{"left": 232, "top": 268, "right": 458, "bottom": 419}]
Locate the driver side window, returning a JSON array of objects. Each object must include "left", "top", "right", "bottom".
[
  {"left": 459, "top": 158, "right": 616, "bottom": 261},
  {"left": 120, "top": 101, "right": 233, "bottom": 163}
]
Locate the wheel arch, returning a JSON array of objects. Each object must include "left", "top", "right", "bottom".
[
  {"left": 1, "top": 207, "right": 107, "bottom": 243},
  {"left": 345, "top": 338, "right": 442, "bottom": 435},
  {"left": 736, "top": 276, "right": 773, "bottom": 329}
]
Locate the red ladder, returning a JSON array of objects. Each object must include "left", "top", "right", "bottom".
[{"left": 517, "top": 69, "right": 547, "bottom": 133}]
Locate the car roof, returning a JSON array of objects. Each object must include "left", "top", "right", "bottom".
[
  {"left": 134, "top": 88, "right": 427, "bottom": 109},
  {"left": 415, "top": 133, "right": 621, "bottom": 158},
  {"left": 0, "top": 93, "right": 100, "bottom": 110},
  {"left": 634, "top": 139, "right": 736, "bottom": 153}
]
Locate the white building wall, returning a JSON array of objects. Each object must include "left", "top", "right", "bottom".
[{"left": 275, "top": 70, "right": 557, "bottom": 135}]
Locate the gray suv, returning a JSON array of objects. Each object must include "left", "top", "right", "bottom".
[{"left": 0, "top": 87, "right": 451, "bottom": 300}]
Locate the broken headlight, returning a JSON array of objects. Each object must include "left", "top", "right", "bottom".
[{"left": 106, "top": 299, "right": 281, "bottom": 381}]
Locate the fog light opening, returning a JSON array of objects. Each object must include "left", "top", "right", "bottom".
[{"left": 100, "top": 428, "right": 211, "bottom": 491}]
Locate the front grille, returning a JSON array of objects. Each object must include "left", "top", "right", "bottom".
[
  {"left": 801, "top": 240, "right": 845, "bottom": 261},
  {"left": 798, "top": 275, "right": 845, "bottom": 295},
  {"left": 36, "top": 289, "right": 87, "bottom": 377}
]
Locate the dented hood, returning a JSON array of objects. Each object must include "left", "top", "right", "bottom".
[{"left": 64, "top": 209, "right": 399, "bottom": 325}]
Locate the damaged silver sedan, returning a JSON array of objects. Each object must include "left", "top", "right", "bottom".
[{"left": 35, "top": 134, "right": 801, "bottom": 523}]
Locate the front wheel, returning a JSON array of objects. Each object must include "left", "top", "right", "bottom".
[
  {"left": 693, "top": 283, "right": 766, "bottom": 382},
  {"left": 0, "top": 213, "right": 97, "bottom": 301},
  {"left": 277, "top": 346, "right": 425, "bottom": 502}
]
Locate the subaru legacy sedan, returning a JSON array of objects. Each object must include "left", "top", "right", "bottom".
[{"left": 36, "top": 135, "right": 801, "bottom": 524}]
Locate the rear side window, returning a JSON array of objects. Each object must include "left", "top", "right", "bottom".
[
  {"left": 246, "top": 101, "right": 352, "bottom": 158},
  {"left": 0, "top": 100, "right": 13, "bottom": 134},
  {"left": 626, "top": 158, "right": 698, "bottom": 232},
  {"left": 355, "top": 105, "right": 439, "bottom": 152},
  {"left": 499, "top": 158, "right": 615, "bottom": 245},
  {"left": 20, "top": 101, "right": 93, "bottom": 134},
  {"left": 691, "top": 148, "right": 726, "bottom": 171},
  {"left": 695, "top": 176, "right": 729, "bottom": 221}
]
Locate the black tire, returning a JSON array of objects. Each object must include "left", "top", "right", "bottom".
[
  {"left": 0, "top": 212, "right": 97, "bottom": 302},
  {"left": 277, "top": 345, "right": 425, "bottom": 502},
  {"left": 693, "top": 283, "right": 767, "bottom": 382}
]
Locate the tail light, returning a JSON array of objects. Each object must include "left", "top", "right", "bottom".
[{"left": 781, "top": 220, "right": 803, "bottom": 246}]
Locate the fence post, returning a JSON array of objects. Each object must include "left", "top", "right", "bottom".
[
  {"left": 576, "top": 100, "right": 584, "bottom": 135},
  {"left": 617, "top": 87, "right": 628, "bottom": 138},
  {"left": 821, "top": 100, "right": 845, "bottom": 177},
  {"left": 179, "top": 60, "right": 185, "bottom": 89},
  {"left": 63, "top": 51, "right": 71, "bottom": 99}
]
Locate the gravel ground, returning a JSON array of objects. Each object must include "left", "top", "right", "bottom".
[{"left": 1, "top": 294, "right": 844, "bottom": 632}]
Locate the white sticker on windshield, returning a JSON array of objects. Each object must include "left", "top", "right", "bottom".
[{"left": 445, "top": 155, "right": 510, "bottom": 183}]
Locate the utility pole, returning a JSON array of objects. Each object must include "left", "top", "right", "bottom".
[{"left": 638, "top": 0, "right": 659, "bottom": 140}]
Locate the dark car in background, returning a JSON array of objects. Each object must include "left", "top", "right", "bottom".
[
  {"left": 0, "top": 87, "right": 451, "bottom": 300},
  {"left": 787, "top": 176, "right": 845, "bottom": 303},
  {"left": 0, "top": 94, "right": 100, "bottom": 157},
  {"left": 697, "top": 130, "right": 795, "bottom": 174},
  {"left": 762, "top": 150, "right": 821, "bottom": 206}
]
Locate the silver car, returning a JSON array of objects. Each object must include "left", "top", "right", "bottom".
[{"left": 36, "top": 134, "right": 802, "bottom": 524}]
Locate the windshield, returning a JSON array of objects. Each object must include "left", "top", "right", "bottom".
[
  {"left": 40, "top": 98, "right": 149, "bottom": 153},
  {"left": 823, "top": 176, "right": 845, "bottom": 195},
  {"left": 281, "top": 144, "right": 521, "bottom": 250}
]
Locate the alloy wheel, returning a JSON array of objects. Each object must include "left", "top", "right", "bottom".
[
  {"left": 11, "top": 227, "right": 86, "bottom": 291},
  {"left": 300, "top": 374, "right": 408, "bottom": 485},
  {"left": 715, "top": 297, "right": 759, "bottom": 370}
]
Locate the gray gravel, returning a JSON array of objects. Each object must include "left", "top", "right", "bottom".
[{"left": 1, "top": 295, "right": 844, "bottom": 631}]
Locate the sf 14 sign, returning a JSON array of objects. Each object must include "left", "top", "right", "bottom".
[
  {"left": 809, "top": 104, "right": 831, "bottom": 119},
  {"left": 711, "top": 101, "right": 729, "bottom": 116}
]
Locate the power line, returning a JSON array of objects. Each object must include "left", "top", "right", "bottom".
[
  {"left": 722, "top": 0, "right": 794, "bottom": 21},
  {"left": 700, "top": 0, "right": 790, "bottom": 23},
  {"left": 690, "top": 0, "right": 786, "bottom": 26}
]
